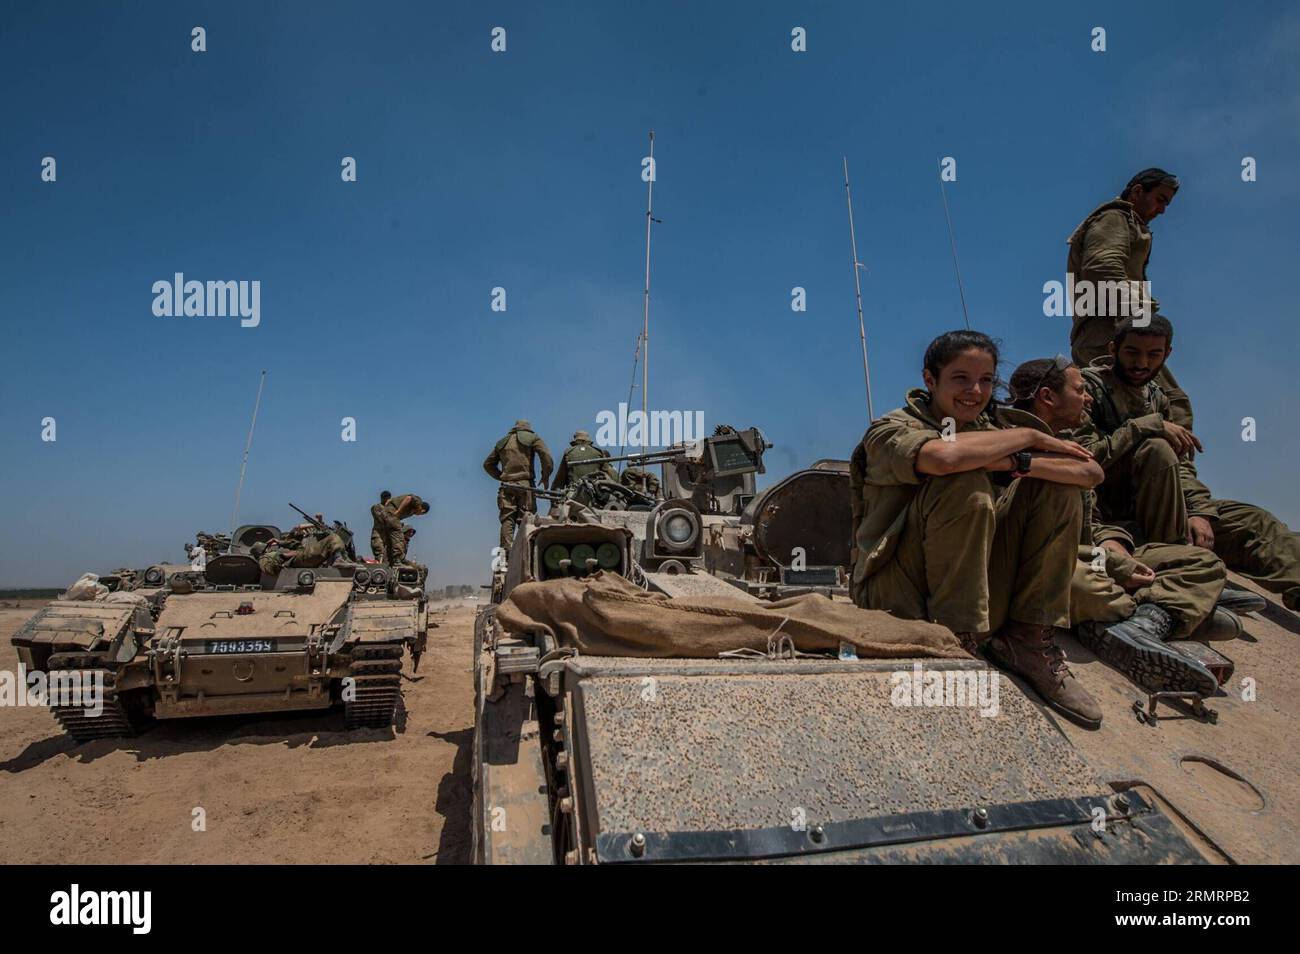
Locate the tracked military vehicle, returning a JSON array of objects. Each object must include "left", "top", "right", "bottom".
[
  {"left": 472, "top": 426, "right": 1299, "bottom": 864},
  {"left": 12, "top": 517, "right": 431, "bottom": 743}
]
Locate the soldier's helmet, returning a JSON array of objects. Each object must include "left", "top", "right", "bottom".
[
  {"left": 572, "top": 430, "right": 591, "bottom": 443},
  {"left": 514, "top": 419, "right": 532, "bottom": 430}
]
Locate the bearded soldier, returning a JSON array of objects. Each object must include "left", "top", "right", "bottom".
[{"left": 1072, "top": 316, "right": 1300, "bottom": 613}]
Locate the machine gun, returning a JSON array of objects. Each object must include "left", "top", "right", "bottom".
[
  {"left": 288, "top": 502, "right": 358, "bottom": 562},
  {"left": 607, "top": 425, "right": 771, "bottom": 515}
]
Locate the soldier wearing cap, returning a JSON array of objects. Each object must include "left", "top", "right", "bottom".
[
  {"left": 483, "top": 420, "right": 554, "bottom": 549},
  {"left": 552, "top": 430, "right": 617, "bottom": 491}
]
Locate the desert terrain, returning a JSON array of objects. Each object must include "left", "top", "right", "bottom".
[{"left": 0, "top": 598, "right": 477, "bottom": 864}]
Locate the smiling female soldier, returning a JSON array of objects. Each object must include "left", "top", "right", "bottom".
[{"left": 849, "top": 330, "right": 1106, "bottom": 728}]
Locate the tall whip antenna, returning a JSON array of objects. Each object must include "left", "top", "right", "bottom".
[
  {"left": 938, "top": 161, "right": 971, "bottom": 330},
  {"left": 641, "top": 130, "right": 656, "bottom": 423},
  {"left": 617, "top": 335, "right": 642, "bottom": 469},
  {"left": 230, "top": 369, "right": 266, "bottom": 535},
  {"left": 842, "top": 157, "right": 875, "bottom": 420}
]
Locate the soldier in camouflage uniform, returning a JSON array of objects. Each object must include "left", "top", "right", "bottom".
[
  {"left": 851, "top": 331, "right": 1103, "bottom": 728},
  {"left": 483, "top": 420, "right": 553, "bottom": 550},
  {"left": 1071, "top": 316, "right": 1300, "bottom": 612},
  {"left": 1008, "top": 357, "right": 1232, "bottom": 696},
  {"left": 620, "top": 466, "right": 661, "bottom": 500},
  {"left": 254, "top": 530, "right": 346, "bottom": 576},
  {"left": 1066, "top": 167, "right": 1192, "bottom": 428},
  {"left": 551, "top": 430, "right": 617, "bottom": 490}
]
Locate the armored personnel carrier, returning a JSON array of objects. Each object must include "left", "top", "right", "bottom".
[
  {"left": 472, "top": 427, "right": 1299, "bottom": 864},
  {"left": 12, "top": 516, "right": 431, "bottom": 742}
]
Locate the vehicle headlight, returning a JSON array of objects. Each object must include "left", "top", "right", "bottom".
[
  {"left": 370, "top": 568, "right": 388, "bottom": 587},
  {"left": 144, "top": 567, "right": 165, "bottom": 586},
  {"left": 354, "top": 568, "right": 371, "bottom": 586},
  {"left": 664, "top": 515, "right": 694, "bottom": 543},
  {"left": 297, "top": 570, "right": 316, "bottom": 588}
]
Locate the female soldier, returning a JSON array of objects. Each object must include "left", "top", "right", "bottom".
[{"left": 850, "top": 330, "right": 1104, "bottom": 728}]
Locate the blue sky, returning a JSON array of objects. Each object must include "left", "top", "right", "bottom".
[{"left": 2, "top": 0, "right": 1297, "bottom": 587}]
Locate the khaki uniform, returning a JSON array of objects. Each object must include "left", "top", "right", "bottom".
[
  {"left": 370, "top": 494, "right": 426, "bottom": 564},
  {"left": 370, "top": 502, "right": 399, "bottom": 562},
  {"left": 620, "top": 466, "right": 661, "bottom": 499},
  {"left": 850, "top": 390, "right": 1080, "bottom": 635},
  {"left": 552, "top": 439, "right": 617, "bottom": 489},
  {"left": 1066, "top": 198, "right": 1191, "bottom": 427},
  {"left": 1069, "top": 480, "right": 1224, "bottom": 638},
  {"left": 258, "top": 532, "right": 345, "bottom": 576},
  {"left": 1070, "top": 359, "right": 1208, "bottom": 544},
  {"left": 484, "top": 424, "right": 553, "bottom": 550},
  {"left": 1074, "top": 362, "right": 1300, "bottom": 611}
]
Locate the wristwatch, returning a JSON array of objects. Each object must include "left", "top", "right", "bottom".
[{"left": 1011, "top": 451, "right": 1032, "bottom": 478}]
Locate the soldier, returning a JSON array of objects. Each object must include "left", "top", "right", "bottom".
[
  {"left": 620, "top": 465, "right": 661, "bottom": 500},
  {"left": 254, "top": 529, "right": 346, "bottom": 577},
  {"left": 1008, "top": 357, "right": 1236, "bottom": 696},
  {"left": 483, "top": 420, "right": 553, "bottom": 550},
  {"left": 551, "top": 430, "right": 618, "bottom": 490},
  {"left": 1066, "top": 167, "right": 1192, "bottom": 427},
  {"left": 383, "top": 493, "right": 430, "bottom": 565},
  {"left": 850, "top": 330, "right": 1104, "bottom": 728},
  {"left": 370, "top": 490, "right": 395, "bottom": 561},
  {"left": 1074, "top": 316, "right": 1300, "bottom": 612}
]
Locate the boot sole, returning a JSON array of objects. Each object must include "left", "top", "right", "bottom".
[
  {"left": 1078, "top": 624, "right": 1217, "bottom": 696},
  {"left": 983, "top": 644, "right": 1102, "bottom": 730}
]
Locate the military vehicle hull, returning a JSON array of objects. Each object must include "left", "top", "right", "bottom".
[
  {"left": 12, "top": 540, "right": 430, "bottom": 742},
  {"left": 471, "top": 436, "right": 1297, "bottom": 864}
]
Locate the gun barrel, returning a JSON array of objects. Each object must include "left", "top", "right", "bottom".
[{"left": 288, "top": 502, "right": 328, "bottom": 531}]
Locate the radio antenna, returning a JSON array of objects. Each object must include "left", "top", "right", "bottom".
[
  {"left": 230, "top": 369, "right": 266, "bottom": 535},
  {"left": 842, "top": 157, "right": 875, "bottom": 420},
  {"left": 938, "top": 161, "right": 971, "bottom": 330},
  {"left": 641, "top": 130, "right": 656, "bottom": 423}
]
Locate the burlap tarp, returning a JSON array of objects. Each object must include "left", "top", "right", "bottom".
[{"left": 496, "top": 571, "right": 967, "bottom": 659}]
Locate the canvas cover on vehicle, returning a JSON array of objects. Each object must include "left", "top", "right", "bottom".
[{"left": 496, "top": 570, "right": 965, "bottom": 659}]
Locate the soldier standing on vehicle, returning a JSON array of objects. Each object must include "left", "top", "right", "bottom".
[
  {"left": 370, "top": 490, "right": 395, "bottom": 561},
  {"left": 384, "top": 493, "right": 430, "bottom": 565},
  {"left": 552, "top": 430, "right": 618, "bottom": 490},
  {"left": 1066, "top": 167, "right": 1192, "bottom": 427},
  {"left": 483, "top": 420, "right": 553, "bottom": 550}
]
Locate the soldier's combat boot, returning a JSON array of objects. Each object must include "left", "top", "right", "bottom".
[
  {"left": 1188, "top": 606, "right": 1243, "bottom": 643},
  {"left": 1216, "top": 586, "right": 1267, "bottom": 616},
  {"left": 986, "top": 623, "right": 1102, "bottom": 729},
  {"left": 1077, "top": 604, "right": 1217, "bottom": 696}
]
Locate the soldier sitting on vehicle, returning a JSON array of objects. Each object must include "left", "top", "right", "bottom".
[
  {"left": 620, "top": 465, "right": 661, "bottom": 500},
  {"left": 253, "top": 529, "right": 347, "bottom": 576},
  {"left": 552, "top": 430, "right": 618, "bottom": 490}
]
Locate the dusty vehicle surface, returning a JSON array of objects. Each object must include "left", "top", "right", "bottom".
[
  {"left": 471, "top": 428, "right": 1299, "bottom": 865},
  {"left": 12, "top": 519, "right": 431, "bottom": 742}
]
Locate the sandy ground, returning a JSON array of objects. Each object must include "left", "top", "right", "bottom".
[{"left": 0, "top": 599, "right": 479, "bottom": 864}]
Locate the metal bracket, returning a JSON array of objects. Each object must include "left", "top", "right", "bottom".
[{"left": 1133, "top": 692, "right": 1218, "bottom": 726}]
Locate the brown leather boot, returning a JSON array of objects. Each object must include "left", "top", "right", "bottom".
[
  {"left": 986, "top": 622, "right": 1103, "bottom": 729},
  {"left": 954, "top": 632, "right": 989, "bottom": 657}
]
